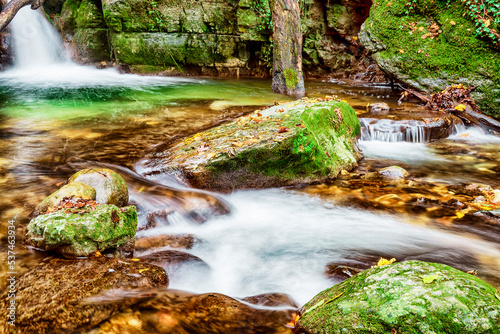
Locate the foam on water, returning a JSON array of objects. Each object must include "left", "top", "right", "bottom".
[{"left": 137, "top": 189, "right": 500, "bottom": 305}]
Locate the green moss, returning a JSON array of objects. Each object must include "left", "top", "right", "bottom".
[
  {"left": 205, "top": 100, "right": 360, "bottom": 181},
  {"left": 360, "top": 0, "right": 500, "bottom": 118},
  {"left": 26, "top": 205, "right": 138, "bottom": 258},
  {"left": 60, "top": 0, "right": 83, "bottom": 31},
  {"left": 283, "top": 68, "right": 299, "bottom": 90},
  {"left": 299, "top": 261, "right": 500, "bottom": 334},
  {"left": 75, "top": 0, "right": 105, "bottom": 29}
]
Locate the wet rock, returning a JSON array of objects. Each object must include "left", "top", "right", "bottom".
[
  {"left": 448, "top": 182, "right": 493, "bottom": 197},
  {"left": 69, "top": 167, "right": 129, "bottom": 206},
  {"left": 140, "top": 99, "right": 361, "bottom": 192},
  {"left": 362, "top": 165, "right": 409, "bottom": 181},
  {"left": 83, "top": 289, "right": 297, "bottom": 334},
  {"left": 454, "top": 209, "right": 500, "bottom": 243},
  {"left": 0, "top": 256, "right": 168, "bottom": 334},
  {"left": 369, "top": 102, "right": 389, "bottom": 114},
  {"left": 324, "top": 261, "right": 369, "bottom": 281},
  {"left": 32, "top": 182, "right": 96, "bottom": 216},
  {"left": 242, "top": 293, "right": 299, "bottom": 309},
  {"left": 298, "top": 261, "right": 500, "bottom": 334},
  {"left": 138, "top": 249, "right": 209, "bottom": 276},
  {"left": 135, "top": 234, "right": 197, "bottom": 251},
  {"left": 26, "top": 204, "right": 138, "bottom": 258}
]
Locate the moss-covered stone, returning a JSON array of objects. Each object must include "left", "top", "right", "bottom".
[
  {"left": 33, "top": 182, "right": 96, "bottom": 216},
  {"left": 59, "top": 0, "right": 82, "bottom": 31},
  {"left": 141, "top": 98, "right": 361, "bottom": 191},
  {"left": 359, "top": 0, "right": 500, "bottom": 119},
  {"left": 68, "top": 167, "right": 129, "bottom": 207},
  {"left": 75, "top": 0, "right": 105, "bottom": 28},
  {"left": 74, "top": 28, "right": 111, "bottom": 62},
  {"left": 26, "top": 204, "right": 138, "bottom": 258},
  {"left": 297, "top": 260, "right": 500, "bottom": 334}
]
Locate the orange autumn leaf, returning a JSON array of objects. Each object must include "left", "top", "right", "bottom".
[{"left": 277, "top": 127, "right": 289, "bottom": 133}]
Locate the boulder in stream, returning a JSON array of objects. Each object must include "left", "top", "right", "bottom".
[
  {"left": 297, "top": 260, "right": 500, "bottom": 334},
  {"left": 140, "top": 98, "right": 361, "bottom": 191},
  {"left": 69, "top": 167, "right": 129, "bottom": 207},
  {"left": 0, "top": 256, "right": 168, "bottom": 334},
  {"left": 26, "top": 204, "right": 138, "bottom": 258}
]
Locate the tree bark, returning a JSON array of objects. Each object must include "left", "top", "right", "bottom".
[
  {"left": 0, "top": 0, "right": 43, "bottom": 33},
  {"left": 270, "top": 0, "right": 305, "bottom": 97}
]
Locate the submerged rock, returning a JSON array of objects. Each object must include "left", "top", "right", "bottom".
[
  {"left": 32, "top": 181, "right": 96, "bottom": 216},
  {"left": 82, "top": 289, "right": 297, "bottom": 334},
  {"left": 69, "top": 167, "right": 129, "bottom": 207},
  {"left": 141, "top": 98, "right": 361, "bottom": 191},
  {"left": 135, "top": 234, "right": 197, "bottom": 251},
  {"left": 362, "top": 165, "right": 409, "bottom": 182},
  {"left": 297, "top": 260, "right": 500, "bottom": 334},
  {"left": 26, "top": 204, "right": 138, "bottom": 258},
  {"left": 0, "top": 256, "right": 168, "bottom": 334},
  {"left": 138, "top": 249, "right": 209, "bottom": 276}
]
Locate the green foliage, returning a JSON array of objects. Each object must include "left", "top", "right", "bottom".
[
  {"left": 250, "top": 0, "right": 273, "bottom": 32},
  {"left": 147, "top": 0, "right": 163, "bottom": 31},
  {"left": 405, "top": 0, "right": 500, "bottom": 46}
]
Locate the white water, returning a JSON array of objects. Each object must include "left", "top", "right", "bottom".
[
  {"left": 360, "top": 118, "right": 430, "bottom": 143},
  {"left": 136, "top": 189, "right": 500, "bottom": 305}
]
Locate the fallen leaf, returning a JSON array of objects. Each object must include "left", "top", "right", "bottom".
[
  {"left": 450, "top": 20, "right": 456, "bottom": 26},
  {"left": 130, "top": 258, "right": 141, "bottom": 262},
  {"left": 138, "top": 268, "right": 150, "bottom": 273},
  {"left": 231, "top": 142, "right": 244, "bottom": 148},
  {"left": 296, "top": 123, "right": 306, "bottom": 128},
  {"left": 484, "top": 19, "right": 491, "bottom": 28},
  {"left": 456, "top": 211, "right": 465, "bottom": 219},
  {"left": 422, "top": 274, "right": 440, "bottom": 284},
  {"left": 377, "top": 258, "right": 396, "bottom": 267},
  {"left": 94, "top": 251, "right": 102, "bottom": 257},
  {"left": 454, "top": 104, "right": 467, "bottom": 111},
  {"left": 399, "top": 49, "right": 405, "bottom": 54},
  {"left": 278, "top": 127, "right": 289, "bottom": 133}
]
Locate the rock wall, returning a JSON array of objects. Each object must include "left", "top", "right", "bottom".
[{"left": 53, "top": 0, "right": 381, "bottom": 79}]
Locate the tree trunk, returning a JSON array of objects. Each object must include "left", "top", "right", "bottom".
[
  {"left": 270, "top": 0, "right": 305, "bottom": 97},
  {"left": 0, "top": 0, "right": 43, "bottom": 33}
]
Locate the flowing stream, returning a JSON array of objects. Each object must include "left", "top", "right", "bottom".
[{"left": 1, "top": 7, "right": 500, "bottom": 314}]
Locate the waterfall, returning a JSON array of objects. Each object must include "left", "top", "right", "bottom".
[
  {"left": 9, "top": 7, "right": 69, "bottom": 68},
  {"left": 360, "top": 118, "right": 430, "bottom": 143}
]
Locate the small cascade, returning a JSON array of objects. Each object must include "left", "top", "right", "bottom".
[
  {"left": 9, "top": 6, "right": 69, "bottom": 68},
  {"left": 360, "top": 118, "right": 430, "bottom": 143}
]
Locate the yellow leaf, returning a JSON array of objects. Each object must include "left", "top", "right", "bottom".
[
  {"left": 450, "top": 20, "right": 456, "bottom": 26},
  {"left": 94, "top": 251, "right": 102, "bottom": 257},
  {"left": 399, "top": 49, "right": 405, "bottom": 54},
  {"left": 377, "top": 257, "right": 396, "bottom": 267},
  {"left": 422, "top": 274, "right": 440, "bottom": 284},
  {"left": 138, "top": 268, "right": 150, "bottom": 273},
  {"left": 454, "top": 104, "right": 467, "bottom": 111},
  {"left": 484, "top": 19, "right": 491, "bottom": 28},
  {"left": 130, "top": 258, "right": 140, "bottom": 261},
  {"left": 418, "top": 26, "right": 424, "bottom": 31},
  {"left": 456, "top": 212, "right": 465, "bottom": 219},
  {"left": 138, "top": 186, "right": 145, "bottom": 193}
]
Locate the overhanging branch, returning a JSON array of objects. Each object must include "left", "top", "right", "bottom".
[{"left": 0, "top": 0, "right": 44, "bottom": 33}]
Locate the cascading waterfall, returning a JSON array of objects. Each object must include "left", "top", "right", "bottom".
[
  {"left": 360, "top": 118, "right": 430, "bottom": 143},
  {"left": 9, "top": 6, "right": 69, "bottom": 68}
]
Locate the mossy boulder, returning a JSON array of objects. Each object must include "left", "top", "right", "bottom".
[
  {"left": 297, "top": 260, "right": 500, "bottom": 334},
  {"left": 359, "top": 0, "right": 500, "bottom": 118},
  {"left": 68, "top": 167, "right": 129, "bottom": 207},
  {"left": 26, "top": 204, "right": 138, "bottom": 258},
  {"left": 141, "top": 98, "right": 361, "bottom": 191},
  {"left": 33, "top": 181, "right": 96, "bottom": 216}
]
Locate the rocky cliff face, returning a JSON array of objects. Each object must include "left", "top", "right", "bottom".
[{"left": 53, "top": 0, "right": 381, "bottom": 79}]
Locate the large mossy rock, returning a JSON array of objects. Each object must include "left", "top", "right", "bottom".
[
  {"left": 359, "top": 0, "right": 500, "bottom": 119},
  {"left": 69, "top": 167, "right": 129, "bottom": 207},
  {"left": 140, "top": 98, "right": 361, "bottom": 191},
  {"left": 297, "top": 260, "right": 500, "bottom": 334},
  {"left": 0, "top": 256, "right": 168, "bottom": 334},
  {"left": 26, "top": 204, "right": 137, "bottom": 257}
]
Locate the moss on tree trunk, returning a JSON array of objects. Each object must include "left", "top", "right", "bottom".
[{"left": 270, "top": 0, "right": 305, "bottom": 97}]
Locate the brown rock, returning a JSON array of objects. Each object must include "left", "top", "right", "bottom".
[{"left": 135, "top": 234, "right": 197, "bottom": 251}]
